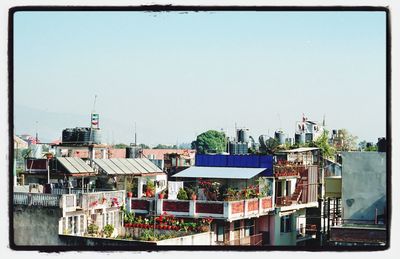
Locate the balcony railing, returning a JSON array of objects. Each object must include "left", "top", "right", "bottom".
[
  {"left": 80, "top": 190, "right": 126, "bottom": 210},
  {"left": 128, "top": 196, "right": 273, "bottom": 221},
  {"left": 14, "top": 192, "right": 61, "bottom": 207}
]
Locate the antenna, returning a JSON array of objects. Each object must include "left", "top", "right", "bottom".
[
  {"left": 134, "top": 122, "right": 137, "bottom": 146},
  {"left": 323, "top": 114, "right": 326, "bottom": 127},
  {"left": 35, "top": 121, "right": 39, "bottom": 143},
  {"left": 92, "top": 94, "right": 98, "bottom": 113}
]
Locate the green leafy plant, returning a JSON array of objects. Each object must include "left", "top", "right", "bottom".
[
  {"left": 103, "top": 224, "right": 114, "bottom": 238},
  {"left": 177, "top": 188, "right": 188, "bottom": 200},
  {"left": 87, "top": 223, "right": 99, "bottom": 235},
  {"left": 145, "top": 180, "right": 155, "bottom": 197}
]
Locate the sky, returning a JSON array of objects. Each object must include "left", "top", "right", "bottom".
[{"left": 13, "top": 10, "right": 387, "bottom": 146}]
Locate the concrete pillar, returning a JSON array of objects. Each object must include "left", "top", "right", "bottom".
[
  {"left": 189, "top": 200, "right": 196, "bottom": 217},
  {"left": 71, "top": 216, "right": 75, "bottom": 235},
  {"left": 83, "top": 214, "right": 87, "bottom": 234},
  {"left": 229, "top": 222, "right": 234, "bottom": 242},
  {"left": 240, "top": 220, "right": 244, "bottom": 239},
  {"left": 137, "top": 178, "right": 143, "bottom": 198},
  {"left": 64, "top": 217, "right": 69, "bottom": 234},
  {"left": 102, "top": 148, "right": 107, "bottom": 159},
  {"left": 126, "top": 197, "right": 132, "bottom": 213},
  {"left": 223, "top": 202, "right": 231, "bottom": 219},
  {"left": 157, "top": 198, "right": 163, "bottom": 215},
  {"left": 76, "top": 215, "right": 81, "bottom": 235}
]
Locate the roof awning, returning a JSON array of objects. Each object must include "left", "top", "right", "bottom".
[
  {"left": 93, "top": 158, "right": 163, "bottom": 175},
  {"left": 172, "top": 166, "right": 267, "bottom": 179},
  {"left": 277, "top": 147, "right": 320, "bottom": 153},
  {"left": 56, "top": 157, "right": 94, "bottom": 174}
]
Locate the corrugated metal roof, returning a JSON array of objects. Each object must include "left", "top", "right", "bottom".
[
  {"left": 93, "top": 159, "right": 118, "bottom": 174},
  {"left": 110, "top": 158, "right": 132, "bottom": 174},
  {"left": 140, "top": 157, "right": 163, "bottom": 172},
  {"left": 118, "top": 158, "right": 141, "bottom": 174},
  {"left": 57, "top": 157, "right": 94, "bottom": 174},
  {"left": 93, "top": 158, "right": 162, "bottom": 175},
  {"left": 172, "top": 166, "right": 266, "bottom": 179}
]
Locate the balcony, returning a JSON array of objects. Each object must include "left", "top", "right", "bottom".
[
  {"left": 59, "top": 190, "right": 126, "bottom": 213},
  {"left": 128, "top": 196, "right": 274, "bottom": 221},
  {"left": 14, "top": 192, "right": 61, "bottom": 207}
]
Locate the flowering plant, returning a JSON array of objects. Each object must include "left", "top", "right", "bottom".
[
  {"left": 199, "top": 180, "right": 220, "bottom": 200},
  {"left": 111, "top": 197, "right": 119, "bottom": 206}
]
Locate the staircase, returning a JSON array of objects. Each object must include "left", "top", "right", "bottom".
[{"left": 291, "top": 178, "right": 304, "bottom": 204}]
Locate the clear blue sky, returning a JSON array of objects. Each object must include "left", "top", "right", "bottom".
[{"left": 13, "top": 11, "right": 386, "bottom": 146}]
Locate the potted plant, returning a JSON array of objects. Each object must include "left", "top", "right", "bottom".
[
  {"left": 158, "top": 190, "right": 166, "bottom": 199},
  {"left": 145, "top": 180, "right": 156, "bottom": 197},
  {"left": 103, "top": 224, "right": 114, "bottom": 238},
  {"left": 177, "top": 188, "right": 188, "bottom": 200}
]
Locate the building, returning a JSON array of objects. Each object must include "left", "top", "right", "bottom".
[
  {"left": 272, "top": 147, "right": 322, "bottom": 246},
  {"left": 140, "top": 148, "right": 196, "bottom": 172},
  {"left": 329, "top": 152, "right": 387, "bottom": 246},
  {"left": 295, "top": 115, "right": 324, "bottom": 144},
  {"left": 91, "top": 157, "right": 167, "bottom": 198}
]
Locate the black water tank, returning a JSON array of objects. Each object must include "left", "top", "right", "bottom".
[
  {"left": 62, "top": 128, "right": 75, "bottom": 143},
  {"left": 377, "top": 138, "right": 386, "bottom": 152}
]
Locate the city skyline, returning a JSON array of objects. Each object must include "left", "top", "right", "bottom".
[{"left": 13, "top": 11, "right": 386, "bottom": 146}]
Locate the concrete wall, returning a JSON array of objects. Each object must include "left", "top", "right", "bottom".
[
  {"left": 156, "top": 232, "right": 213, "bottom": 245},
  {"left": 270, "top": 212, "right": 297, "bottom": 246},
  {"left": 13, "top": 205, "right": 64, "bottom": 246},
  {"left": 341, "top": 152, "right": 386, "bottom": 222}
]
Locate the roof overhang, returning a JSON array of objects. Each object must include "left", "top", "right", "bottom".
[{"left": 172, "top": 166, "right": 267, "bottom": 180}]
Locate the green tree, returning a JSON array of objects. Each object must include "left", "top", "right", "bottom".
[
  {"left": 139, "top": 143, "right": 150, "bottom": 149},
  {"left": 153, "top": 144, "right": 177, "bottom": 149},
  {"left": 335, "top": 129, "right": 358, "bottom": 151},
  {"left": 192, "top": 130, "right": 226, "bottom": 154},
  {"left": 259, "top": 136, "right": 280, "bottom": 154},
  {"left": 114, "top": 143, "right": 128, "bottom": 149},
  {"left": 313, "top": 130, "right": 336, "bottom": 159}
]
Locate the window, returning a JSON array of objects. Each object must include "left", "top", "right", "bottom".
[
  {"left": 244, "top": 219, "right": 254, "bottom": 237},
  {"left": 216, "top": 224, "right": 224, "bottom": 242},
  {"left": 280, "top": 215, "right": 292, "bottom": 233}
]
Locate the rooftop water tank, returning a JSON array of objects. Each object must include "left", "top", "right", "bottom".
[{"left": 274, "top": 131, "right": 285, "bottom": 145}]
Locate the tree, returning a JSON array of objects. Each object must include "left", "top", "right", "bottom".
[
  {"left": 358, "top": 140, "right": 378, "bottom": 152},
  {"left": 138, "top": 143, "right": 150, "bottom": 149},
  {"left": 192, "top": 130, "right": 226, "bottom": 154},
  {"left": 153, "top": 144, "right": 177, "bottom": 149},
  {"left": 313, "top": 130, "right": 336, "bottom": 159},
  {"left": 114, "top": 143, "right": 128, "bottom": 149},
  {"left": 334, "top": 129, "right": 358, "bottom": 151},
  {"left": 259, "top": 136, "right": 280, "bottom": 154}
]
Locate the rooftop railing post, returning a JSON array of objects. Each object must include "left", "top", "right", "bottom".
[{"left": 190, "top": 200, "right": 196, "bottom": 217}]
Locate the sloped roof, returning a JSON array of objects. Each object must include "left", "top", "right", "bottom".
[
  {"left": 277, "top": 147, "right": 320, "bottom": 153},
  {"left": 57, "top": 157, "right": 94, "bottom": 174},
  {"left": 93, "top": 158, "right": 163, "bottom": 175}
]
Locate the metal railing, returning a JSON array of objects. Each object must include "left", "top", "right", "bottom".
[{"left": 14, "top": 192, "right": 61, "bottom": 207}]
